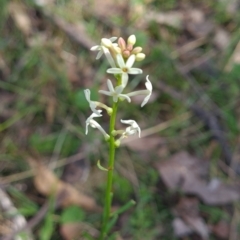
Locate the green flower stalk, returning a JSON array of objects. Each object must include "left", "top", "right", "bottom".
[{"left": 85, "top": 35, "right": 152, "bottom": 239}]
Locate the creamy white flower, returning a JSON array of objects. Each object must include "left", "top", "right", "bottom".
[
  {"left": 84, "top": 89, "right": 113, "bottom": 115},
  {"left": 121, "top": 119, "right": 141, "bottom": 138},
  {"left": 107, "top": 54, "right": 143, "bottom": 87},
  {"left": 85, "top": 111, "right": 110, "bottom": 140},
  {"left": 84, "top": 89, "right": 101, "bottom": 115},
  {"left": 90, "top": 37, "right": 117, "bottom": 60},
  {"left": 99, "top": 79, "right": 131, "bottom": 103},
  {"left": 85, "top": 110, "right": 102, "bottom": 135},
  {"left": 126, "top": 75, "right": 152, "bottom": 107}
]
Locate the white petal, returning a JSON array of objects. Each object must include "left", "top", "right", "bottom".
[
  {"left": 145, "top": 75, "right": 152, "bottom": 91},
  {"left": 88, "top": 111, "right": 102, "bottom": 120},
  {"left": 84, "top": 89, "right": 91, "bottom": 102},
  {"left": 121, "top": 73, "right": 128, "bottom": 87},
  {"left": 116, "top": 54, "right": 125, "bottom": 68},
  {"left": 113, "top": 95, "right": 118, "bottom": 102},
  {"left": 132, "top": 121, "right": 139, "bottom": 128},
  {"left": 96, "top": 50, "right": 103, "bottom": 59},
  {"left": 85, "top": 122, "right": 89, "bottom": 135},
  {"left": 107, "top": 79, "right": 115, "bottom": 93},
  {"left": 126, "top": 55, "right": 136, "bottom": 68},
  {"left": 109, "top": 37, "right": 117, "bottom": 42},
  {"left": 119, "top": 94, "right": 131, "bottom": 102},
  {"left": 126, "top": 90, "right": 149, "bottom": 97},
  {"left": 90, "top": 45, "right": 100, "bottom": 51},
  {"left": 89, "top": 119, "right": 109, "bottom": 138},
  {"left": 99, "top": 90, "right": 112, "bottom": 96},
  {"left": 90, "top": 103, "right": 100, "bottom": 115},
  {"left": 121, "top": 119, "right": 135, "bottom": 125},
  {"left": 115, "top": 85, "right": 124, "bottom": 94},
  {"left": 141, "top": 94, "right": 151, "bottom": 107},
  {"left": 141, "top": 76, "right": 152, "bottom": 107},
  {"left": 128, "top": 68, "right": 143, "bottom": 74},
  {"left": 137, "top": 126, "right": 141, "bottom": 138},
  {"left": 84, "top": 90, "right": 101, "bottom": 115},
  {"left": 107, "top": 68, "right": 122, "bottom": 74},
  {"left": 102, "top": 46, "right": 116, "bottom": 67},
  {"left": 126, "top": 128, "right": 135, "bottom": 136}
]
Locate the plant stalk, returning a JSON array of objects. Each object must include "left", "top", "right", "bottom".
[{"left": 99, "top": 101, "right": 118, "bottom": 240}]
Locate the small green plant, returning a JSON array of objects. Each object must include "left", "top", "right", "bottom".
[{"left": 85, "top": 35, "right": 152, "bottom": 239}]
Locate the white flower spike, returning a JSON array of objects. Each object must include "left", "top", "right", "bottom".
[
  {"left": 121, "top": 119, "right": 141, "bottom": 138},
  {"left": 99, "top": 79, "right": 131, "bottom": 103},
  {"left": 90, "top": 37, "right": 117, "bottom": 60},
  {"left": 85, "top": 110, "right": 110, "bottom": 140},
  {"left": 107, "top": 54, "right": 143, "bottom": 87}
]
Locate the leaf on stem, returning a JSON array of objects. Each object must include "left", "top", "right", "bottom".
[
  {"left": 97, "top": 160, "right": 108, "bottom": 171},
  {"left": 110, "top": 199, "right": 136, "bottom": 217}
]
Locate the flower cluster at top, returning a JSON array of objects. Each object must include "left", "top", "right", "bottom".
[{"left": 84, "top": 35, "right": 152, "bottom": 145}]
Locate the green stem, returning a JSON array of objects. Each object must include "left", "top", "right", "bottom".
[{"left": 99, "top": 101, "right": 118, "bottom": 240}]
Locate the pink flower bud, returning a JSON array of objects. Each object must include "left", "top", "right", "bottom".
[
  {"left": 118, "top": 37, "right": 126, "bottom": 51},
  {"left": 123, "top": 50, "right": 130, "bottom": 58}
]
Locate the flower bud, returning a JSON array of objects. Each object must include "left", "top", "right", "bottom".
[
  {"left": 127, "top": 45, "right": 133, "bottom": 51},
  {"left": 118, "top": 37, "right": 126, "bottom": 51},
  {"left": 127, "top": 35, "right": 136, "bottom": 45},
  {"left": 135, "top": 53, "right": 146, "bottom": 61},
  {"left": 113, "top": 46, "right": 121, "bottom": 54},
  {"left": 101, "top": 38, "right": 112, "bottom": 48},
  {"left": 112, "top": 130, "right": 117, "bottom": 136},
  {"left": 104, "top": 135, "right": 110, "bottom": 141},
  {"left": 123, "top": 50, "right": 130, "bottom": 58},
  {"left": 132, "top": 47, "right": 142, "bottom": 54},
  {"left": 107, "top": 107, "right": 113, "bottom": 116},
  {"left": 114, "top": 140, "right": 121, "bottom": 148}
]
